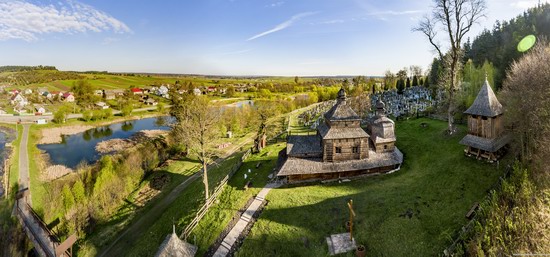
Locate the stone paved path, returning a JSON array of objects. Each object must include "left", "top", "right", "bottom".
[{"left": 212, "top": 182, "right": 281, "bottom": 257}]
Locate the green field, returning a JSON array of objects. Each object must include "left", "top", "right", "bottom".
[{"left": 232, "top": 118, "right": 503, "bottom": 257}]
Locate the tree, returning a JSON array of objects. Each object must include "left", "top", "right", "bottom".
[
  {"left": 226, "top": 85, "right": 235, "bottom": 97},
  {"left": 82, "top": 110, "right": 92, "bottom": 122},
  {"left": 170, "top": 95, "right": 220, "bottom": 200},
  {"left": 72, "top": 180, "right": 86, "bottom": 204},
  {"left": 406, "top": 77, "right": 411, "bottom": 88},
  {"left": 412, "top": 76, "right": 419, "bottom": 87},
  {"left": 501, "top": 40, "right": 550, "bottom": 172},
  {"left": 120, "top": 101, "right": 134, "bottom": 117},
  {"left": 157, "top": 102, "right": 165, "bottom": 114},
  {"left": 62, "top": 184, "right": 75, "bottom": 211},
  {"left": 72, "top": 80, "right": 99, "bottom": 108},
  {"left": 383, "top": 71, "right": 396, "bottom": 91},
  {"left": 414, "top": 0, "right": 486, "bottom": 133},
  {"left": 294, "top": 76, "right": 299, "bottom": 84},
  {"left": 53, "top": 104, "right": 71, "bottom": 123}
]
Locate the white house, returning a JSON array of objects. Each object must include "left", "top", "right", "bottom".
[
  {"left": 62, "top": 93, "right": 75, "bottom": 102},
  {"left": 10, "top": 93, "right": 28, "bottom": 106},
  {"left": 193, "top": 88, "right": 202, "bottom": 96},
  {"left": 34, "top": 105, "right": 46, "bottom": 114},
  {"left": 96, "top": 102, "right": 110, "bottom": 109},
  {"left": 94, "top": 90, "right": 104, "bottom": 96},
  {"left": 156, "top": 85, "right": 169, "bottom": 97},
  {"left": 23, "top": 89, "right": 33, "bottom": 95}
]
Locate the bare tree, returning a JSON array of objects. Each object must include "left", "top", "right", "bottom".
[
  {"left": 501, "top": 40, "right": 550, "bottom": 174},
  {"left": 413, "top": 0, "right": 486, "bottom": 133},
  {"left": 170, "top": 95, "right": 220, "bottom": 200}
]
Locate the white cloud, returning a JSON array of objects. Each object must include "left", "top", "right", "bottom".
[
  {"left": 0, "top": 0, "right": 131, "bottom": 41},
  {"left": 266, "top": 1, "right": 284, "bottom": 8},
  {"left": 247, "top": 12, "right": 316, "bottom": 41}
]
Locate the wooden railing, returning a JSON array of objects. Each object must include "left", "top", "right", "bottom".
[{"left": 181, "top": 149, "right": 251, "bottom": 240}]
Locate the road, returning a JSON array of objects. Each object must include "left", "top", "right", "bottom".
[
  {"left": 0, "top": 106, "right": 162, "bottom": 124},
  {"left": 18, "top": 124, "right": 31, "bottom": 204}
]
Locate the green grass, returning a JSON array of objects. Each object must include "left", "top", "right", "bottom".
[
  {"left": 8, "top": 125, "right": 22, "bottom": 194},
  {"left": 27, "top": 125, "right": 47, "bottom": 214},
  {"left": 234, "top": 118, "right": 504, "bottom": 257},
  {"left": 288, "top": 104, "right": 318, "bottom": 135},
  {"left": 190, "top": 142, "right": 286, "bottom": 256},
  {"left": 118, "top": 150, "right": 248, "bottom": 257}
]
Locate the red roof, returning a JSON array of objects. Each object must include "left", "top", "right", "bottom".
[
  {"left": 63, "top": 92, "right": 73, "bottom": 98},
  {"left": 131, "top": 88, "right": 142, "bottom": 92}
]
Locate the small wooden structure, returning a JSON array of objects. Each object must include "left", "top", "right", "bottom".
[{"left": 459, "top": 78, "right": 510, "bottom": 161}]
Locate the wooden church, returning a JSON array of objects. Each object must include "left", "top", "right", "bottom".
[
  {"left": 459, "top": 78, "right": 510, "bottom": 161},
  {"left": 277, "top": 88, "right": 403, "bottom": 183}
]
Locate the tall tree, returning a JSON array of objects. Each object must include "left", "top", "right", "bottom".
[
  {"left": 384, "top": 70, "right": 396, "bottom": 91},
  {"left": 170, "top": 95, "right": 220, "bottom": 200},
  {"left": 414, "top": 0, "right": 486, "bottom": 134}
]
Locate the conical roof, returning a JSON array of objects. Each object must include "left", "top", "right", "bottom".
[
  {"left": 464, "top": 79, "right": 503, "bottom": 117},
  {"left": 155, "top": 228, "right": 197, "bottom": 257}
]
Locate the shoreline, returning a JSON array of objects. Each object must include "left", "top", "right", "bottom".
[{"left": 38, "top": 113, "right": 166, "bottom": 145}]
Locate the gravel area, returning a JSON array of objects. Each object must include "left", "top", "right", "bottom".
[{"left": 39, "top": 125, "right": 94, "bottom": 144}]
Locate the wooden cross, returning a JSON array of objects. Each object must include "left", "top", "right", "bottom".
[{"left": 348, "top": 199, "right": 356, "bottom": 241}]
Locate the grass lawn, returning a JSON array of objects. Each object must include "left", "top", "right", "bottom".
[
  {"left": 235, "top": 118, "right": 503, "bottom": 257},
  {"left": 8, "top": 124, "right": 21, "bottom": 193},
  {"left": 118, "top": 150, "right": 247, "bottom": 257},
  {"left": 27, "top": 125, "right": 47, "bottom": 214},
  {"left": 189, "top": 142, "right": 286, "bottom": 256},
  {"left": 288, "top": 104, "right": 318, "bottom": 135}
]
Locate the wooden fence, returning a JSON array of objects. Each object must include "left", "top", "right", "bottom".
[{"left": 181, "top": 149, "right": 252, "bottom": 240}]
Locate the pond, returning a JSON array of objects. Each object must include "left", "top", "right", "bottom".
[{"left": 37, "top": 116, "right": 171, "bottom": 169}]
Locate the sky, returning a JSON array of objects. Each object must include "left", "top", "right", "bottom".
[{"left": 0, "top": 0, "right": 547, "bottom": 76}]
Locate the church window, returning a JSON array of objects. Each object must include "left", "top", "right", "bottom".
[
  {"left": 352, "top": 147, "right": 358, "bottom": 153},
  {"left": 335, "top": 147, "right": 342, "bottom": 153}
]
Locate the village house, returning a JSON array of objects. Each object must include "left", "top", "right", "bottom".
[
  {"left": 62, "top": 92, "right": 75, "bottom": 102},
  {"left": 34, "top": 104, "right": 46, "bottom": 114},
  {"left": 93, "top": 90, "right": 104, "bottom": 96},
  {"left": 277, "top": 88, "right": 403, "bottom": 183},
  {"left": 459, "top": 78, "right": 510, "bottom": 161},
  {"left": 10, "top": 93, "right": 28, "bottom": 106},
  {"left": 207, "top": 86, "right": 217, "bottom": 93},
  {"left": 145, "top": 98, "right": 158, "bottom": 106},
  {"left": 131, "top": 88, "right": 143, "bottom": 95},
  {"left": 103, "top": 90, "right": 116, "bottom": 100},
  {"left": 96, "top": 102, "right": 110, "bottom": 109},
  {"left": 23, "top": 88, "right": 33, "bottom": 95},
  {"left": 155, "top": 85, "right": 169, "bottom": 97},
  {"left": 8, "top": 89, "right": 19, "bottom": 96},
  {"left": 193, "top": 88, "right": 202, "bottom": 96}
]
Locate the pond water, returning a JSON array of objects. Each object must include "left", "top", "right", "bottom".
[{"left": 37, "top": 117, "right": 171, "bottom": 169}]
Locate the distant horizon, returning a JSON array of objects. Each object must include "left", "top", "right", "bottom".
[{"left": 1, "top": 0, "right": 547, "bottom": 76}]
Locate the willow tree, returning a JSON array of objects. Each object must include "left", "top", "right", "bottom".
[
  {"left": 170, "top": 94, "right": 220, "bottom": 200},
  {"left": 414, "top": 0, "right": 486, "bottom": 134}
]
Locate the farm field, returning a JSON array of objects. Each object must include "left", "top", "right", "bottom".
[{"left": 234, "top": 118, "right": 504, "bottom": 256}]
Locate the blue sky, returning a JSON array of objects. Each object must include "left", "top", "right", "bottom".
[{"left": 0, "top": 0, "right": 546, "bottom": 76}]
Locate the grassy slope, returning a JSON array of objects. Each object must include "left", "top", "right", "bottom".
[
  {"left": 235, "top": 118, "right": 503, "bottom": 257},
  {"left": 119, "top": 150, "right": 248, "bottom": 257},
  {"left": 27, "top": 125, "right": 47, "bottom": 214},
  {"left": 8, "top": 125, "right": 21, "bottom": 193},
  {"left": 190, "top": 142, "right": 286, "bottom": 256}
]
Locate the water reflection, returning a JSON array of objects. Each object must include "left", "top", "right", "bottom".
[{"left": 38, "top": 117, "right": 171, "bottom": 169}]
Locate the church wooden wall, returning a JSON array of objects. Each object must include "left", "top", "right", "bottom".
[
  {"left": 323, "top": 137, "right": 369, "bottom": 162},
  {"left": 374, "top": 142, "right": 395, "bottom": 153},
  {"left": 468, "top": 115, "right": 503, "bottom": 139}
]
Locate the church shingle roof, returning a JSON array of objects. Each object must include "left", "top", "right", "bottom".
[{"left": 464, "top": 79, "right": 503, "bottom": 117}]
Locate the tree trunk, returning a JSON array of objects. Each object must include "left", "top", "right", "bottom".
[{"left": 203, "top": 159, "right": 209, "bottom": 200}]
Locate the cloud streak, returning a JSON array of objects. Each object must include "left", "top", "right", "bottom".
[
  {"left": 247, "top": 12, "right": 315, "bottom": 41},
  {"left": 0, "top": 0, "right": 131, "bottom": 41}
]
